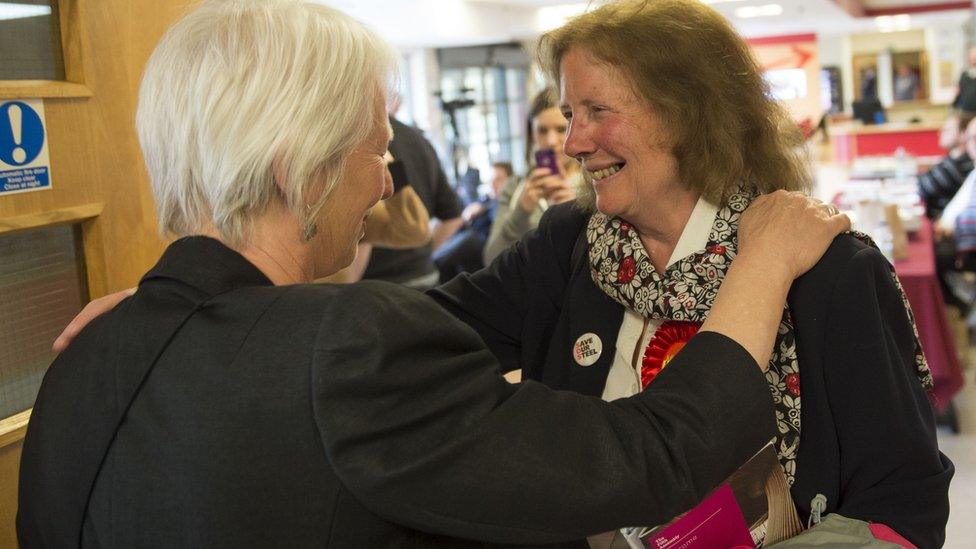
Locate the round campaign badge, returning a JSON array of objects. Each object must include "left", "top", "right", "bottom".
[{"left": 573, "top": 332, "right": 602, "bottom": 367}]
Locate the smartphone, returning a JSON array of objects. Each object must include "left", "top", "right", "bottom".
[{"left": 534, "top": 149, "right": 559, "bottom": 175}]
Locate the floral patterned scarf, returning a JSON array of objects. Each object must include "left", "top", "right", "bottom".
[{"left": 586, "top": 189, "right": 933, "bottom": 484}]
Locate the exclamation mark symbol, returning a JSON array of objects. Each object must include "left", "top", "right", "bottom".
[{"left": 8, "top": 104, "right": 26, "bottom": 164}]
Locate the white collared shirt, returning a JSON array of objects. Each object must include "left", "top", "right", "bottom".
[{"left": 600, "top": 197, "right": 720, "bottom": 402}]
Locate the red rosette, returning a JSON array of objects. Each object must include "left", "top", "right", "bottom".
[
  {"left": 641, "top": 320, "right": 701, "bottom": 388},
  {"left": 617, "top": 256, "right": 636, "bottom": 284},
  {"left": 785, "top": 372, "right": 801, "bottom": 396}
]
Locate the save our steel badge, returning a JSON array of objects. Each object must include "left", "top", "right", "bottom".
[{"left": 573, "top": 332, "right": 602, "bottom": 367}]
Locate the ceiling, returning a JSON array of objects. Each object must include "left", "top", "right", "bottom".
[
  {"left": 863, "top": 0, "right": 963, "bottom": 7},
  {"left": 318, "top": 0, "right": 973, "bottom": 48},
  {"left": 468, "top": 0, "right": 966, "bottom": 7}
]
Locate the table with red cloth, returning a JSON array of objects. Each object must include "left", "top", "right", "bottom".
[{"left": 894, "top": 218, "right": 966, "bottom": 414}]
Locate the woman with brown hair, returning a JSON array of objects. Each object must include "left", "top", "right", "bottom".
[
  {"left": 434, "top": 0, "right": 951, "bottom": 546},
  {"left": 483, "top": 88, "right": 581, "bottom": 263}
]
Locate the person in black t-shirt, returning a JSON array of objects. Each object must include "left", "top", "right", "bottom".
[
  {"left": 362, "top": 117, "right": 463, "bottom": 289},
  {"left": 953, "top": 46, "right": 976, "bottom": 114}
]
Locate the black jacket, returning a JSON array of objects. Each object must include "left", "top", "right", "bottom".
[
  {"left": 432, "top": 203, "right": 953, "bottom": 548},
  {"left": 953, "top": 71, "right": 976, "bottom": 113},
  {"left": 18, "top": 236, "right": 775, "bottom": 548},
  {"left": 918, "top": 152, "right": 974, "bottom": 220}
]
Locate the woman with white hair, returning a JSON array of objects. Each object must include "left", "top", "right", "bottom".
[{"left": 20, "top": 0, "right": 849, "bottom": 546}]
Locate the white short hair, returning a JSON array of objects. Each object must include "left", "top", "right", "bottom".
[{"left": 137, "top": 0, "right": 396, "bottom": 244}]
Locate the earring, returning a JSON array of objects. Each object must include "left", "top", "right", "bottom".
[{"left": 302, "top": 204, "right": 318, "bottom": 241}]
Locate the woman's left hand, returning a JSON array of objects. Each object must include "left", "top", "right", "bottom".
[{"left": 738, "top": 190, "right": 851, "bottom": 281}]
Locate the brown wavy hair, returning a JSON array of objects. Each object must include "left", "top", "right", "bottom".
[{"left": 538, "top": 0, "right": 811, "bottom": 207}]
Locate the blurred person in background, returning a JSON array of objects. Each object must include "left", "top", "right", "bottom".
[
  {"left": 919, "top": 112, "right": 976, "bottom": 311},
  {"left": 362, "top": 114, "right": 464, "bottom": 289},
  {"left": 894, "top": 63, "right": 920, "bottom": 102},
  {"left": 461, "top": 160, "right": 514, "bottom": 229},
  {"left": 489, "top": 160, "right": 514, "bottom": 200},
  {"left": 434, "top": 1, "right": 951, "bottom": 546},
  {"left": 937, "top": 118, "right": 976, "bottom": 271},
  {"left": 460, "top": 161, "right": 513, "bottom": 237},
  {"left": 861, "top": 66, "right": 879, "bottom": 102},
  {"left": 483, "top": 88, "right": 581, "bottom": 263},
  {"left": 433, "top": 161, "right": 513, "bottom": 280},
  {"left": 952, "top": 45, "right": 976, "bottom": 114},
  {"left": 25, "top": 1, "right": 854, "bottom": 547},
  {"left": 919, "top": 110, "right": 976, "bottom": 222},
  {"left": 952, "top": 132, "right": 976, "bottom": 263}
]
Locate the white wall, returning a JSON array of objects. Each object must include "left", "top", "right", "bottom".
[
  {"left": 818, "top": 32, "right": 852, "bottom": 111},
  {"left": 393, "top": 48, "right": 453, "bottom": 169},
  {"left": 926, "top": 20, "right": 967, "bottom": 105},
  {"left": 819, "top": 19, "right": 969, "bottom": 113}
]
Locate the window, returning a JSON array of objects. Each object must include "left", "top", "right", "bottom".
[
  {"left": 437, "top": 44, "right": 530, "bottom": 191},
  {"left": 0, "top": 224, "right": 88, "bottom": 418},
  {"left": 765, "top": 68, "right": 808, "bottom": 101},
  {"left": 0, "top": 1, "right": 65, "bottom": 81}
]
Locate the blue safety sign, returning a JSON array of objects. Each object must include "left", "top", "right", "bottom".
[{"left": 0, "top": 99, "right": 52, "bottom": 195}]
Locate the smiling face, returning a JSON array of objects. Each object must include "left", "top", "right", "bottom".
[
  {"left": 559, "top": 47, "right": 686, "bottom": 228},
  {"left": 311, "top": 91, "right": 393, "bottom": 277}
]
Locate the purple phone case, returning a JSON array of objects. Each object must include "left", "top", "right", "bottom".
[{"left": 534, "top": 149, "right": 559, "bottom": 174}]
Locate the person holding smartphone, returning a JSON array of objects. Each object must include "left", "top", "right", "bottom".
[{"left": 483, "top": 88, "right": 581, "bottom": 264}]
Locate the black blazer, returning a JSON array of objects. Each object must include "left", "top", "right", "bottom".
[
  {"left": 18, "top": 236, "right": 776, "bottom": 548},
  {"left": 432, "top": 203, "right": 953, "bottom": 548}
]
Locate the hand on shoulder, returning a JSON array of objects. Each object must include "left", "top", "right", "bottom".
[{"left": 738, "top": 190, "right": 851, "bottom": 281}]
